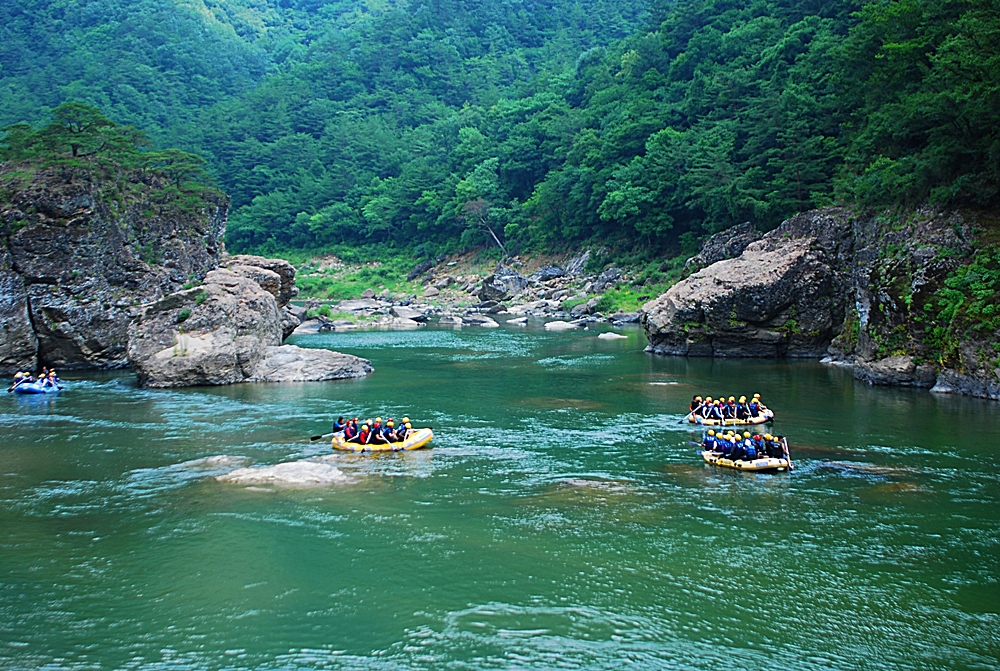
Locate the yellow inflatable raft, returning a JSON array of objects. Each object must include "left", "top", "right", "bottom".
[
  {"left": 687, "top": 409, "right": 774, "bottom": 426},
  {"left": 332, "top": 427, "right": 434, "bottom": 453},
  {"left": 700, "top": 450, "right": 789, "bottom": 472}
]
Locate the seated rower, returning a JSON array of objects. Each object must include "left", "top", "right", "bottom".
[
  {"left": 332, "top": 417, "right": 347, "bottom": 435},
  {"left": 701, "top": 429, "right": 718, "bottom": 453},
  {"left": 751, "top": 393, "right": 768, "bottom": 414},
  {"left": 710, "top": 400, "right": 725, "bottom": 421},
  {"left": 347, "top": 423, "right": 371, "bottom": 444},
  {"left": 729, "top": 433, "right": 744, "bottom": 460},
  {"left": 370, "top": 418, "right": 390, "bottom": 444},
  {"left": 383, "top": 419, "right": 398, "bottom": 443},
  {"left": 690, "top": 395, "right": 703, "bottom": 415},
  {"left": 398, "top": 421, "right": 412, "bottom": 441},
  {"left": 742, "top": 432, "right": 757, "bottom": 460},
  {"left": 699, "top": 397, "right": 714, "bottom": 419},
  {"left": 736, "top": 396, "right": 750, "bottom": 420}
]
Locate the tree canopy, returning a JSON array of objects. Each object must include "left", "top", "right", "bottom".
[{"left": 1, "top": 0, "right": 996, "bottom": 256}]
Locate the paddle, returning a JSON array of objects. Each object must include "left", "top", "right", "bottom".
[
  {"left": 310, "top": 432, "right": 335, "bottom": 441},
  {"left": 679, "top": 402, "right": 702, "bottom": 424},
  {"left": 781, "top": 436, "right": 794, "bottom": 471}
]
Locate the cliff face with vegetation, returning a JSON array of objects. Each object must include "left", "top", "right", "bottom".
[
  {"left": 643, "top": 208, "right": 1000, "bottom": 399},
  {"left": 0, "top": 165, "right": 226, "bottom": 372},
  {"left": 0, "top": 105, "right": 227, "bottom": 372}
]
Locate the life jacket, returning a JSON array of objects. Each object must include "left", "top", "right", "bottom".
[
  {"left": 744, "top": 439, "right": 757, "bottom": 460},
  {"left": 748, "top": 401, "right": 760, "bottom": 417},
  {"left": 333, "top": 421, "right": 347, "bottom": 433},
  {"left": 700, "top": 404, "right": 713, "bottom": 419},
  {"left": 735, "top": 403, "right": 749, "bottom": 419},
  {"left": 344, "top": 424, "right": 357, "bottom": 439},
  {"left": 710, "top": 404, "right": 724, "bottom": 420},
  {"left": 358, "top": 429, "right": 371, "bottom": 444},
  {"left": 703, "top": 436, "right": 717, "bottom": 451}
]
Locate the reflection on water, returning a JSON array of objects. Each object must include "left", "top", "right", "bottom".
[{"left": 1, "top": 324, "right": 999, "bottom": 670}]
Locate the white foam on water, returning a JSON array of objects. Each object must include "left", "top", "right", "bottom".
[{"left": 217, "top": 459, "right": 353, "bottom": 488}]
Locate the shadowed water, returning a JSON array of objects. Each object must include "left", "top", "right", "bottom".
[{"left": 1, "top": 321, "right": 998, "bottom": 670}]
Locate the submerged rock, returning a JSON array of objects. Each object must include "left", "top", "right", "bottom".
[{"left": 218, "top": 460, "right": 352, "bottom": 487}]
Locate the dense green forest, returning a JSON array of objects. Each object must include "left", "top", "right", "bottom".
[{"left": 2, "top": 0, "right": 998, "bottom": 258}]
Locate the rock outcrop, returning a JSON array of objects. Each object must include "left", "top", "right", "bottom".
[
  {"left": 127, "top": 268, "right": 371, "bottom": 387},
  {"left": 0, "top": 164, "right": 226, "bottom": 372},
  {"left": 642, "top": 206, "right": 1000, "bottom": 400},
  {"left": 479, "top": 267, "right": 531, "bottom": 302}
]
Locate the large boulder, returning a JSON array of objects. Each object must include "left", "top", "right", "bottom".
[
  {"left": 642, "top": 236, "right": 840, "bottom": 358},
  {"left": 127, "top": 268, "right": 283, "bottom": 387},
  {"left": 478, "top": 267, "right": 531, "bottom": 302},
  {"left": 247, "top": 345, "right": 372, "bottom": 382}
]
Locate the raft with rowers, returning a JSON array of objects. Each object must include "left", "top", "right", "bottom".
[
  {"left": 685, "top": 393, "right": 773, "bottom": 426},
  {"left": 698, "top": 429, "right": 792, "bottom": 472},
  {"left": 329, "top": 416, "right": 433, "bottom": 452}
]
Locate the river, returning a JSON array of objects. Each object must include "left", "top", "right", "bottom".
[{"left": 1, "top": 322, "right": 998, "bottom": 670}]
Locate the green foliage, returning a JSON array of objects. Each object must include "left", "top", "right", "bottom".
[
  {"left": 923, "top": 246, "right": 1000, "bottom": 364},
  {"left": 2, "top": 0, "right": 996, "bottom": 261},
  {"left": 177, "top": 308, "right": 192, "bottom": 323}
]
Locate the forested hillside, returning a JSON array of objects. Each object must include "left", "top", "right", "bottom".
[{"left": 2, "top": 0, "right": 998, "bottom": 259}]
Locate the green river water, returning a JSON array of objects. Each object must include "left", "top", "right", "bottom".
[{"left": 2, "top": 322, "right": 998, "bottom": 670}]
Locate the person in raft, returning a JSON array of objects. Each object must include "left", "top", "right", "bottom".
[
  {"left": 347, "top": 422, "right": 371, "bottom": 444},
  {"left": 332, "top": 417, "right": 348, "bottom": 435}
]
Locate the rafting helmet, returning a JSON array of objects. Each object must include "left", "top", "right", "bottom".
[
  {"left": 404, "top": 423, "right": 411, "bottom": 429},
  {"left": 387, "top": 420, "right": 394, "bottom": 426},
  {"left": 707, "top": 429, "right": 715, "bottom": 436},
  {"left": 764, "top": 434, "right": 772, "bottom": 440},
  {"left": 753, "top": 393, "right": 760, "bottom": 398},
  {"left": 739, "top": 396, "right": 746, "bottom": 402},
  {"left": 402, "top": 417, "right": 410, "bottom": 423},
  {"left": 705, "top": 397, "right": 712, "bottom": 403},
  {"left": 743, "top": 432, "right": 751, "bottom": 438},
  {"left": 728, "top": 396, "right": 735, "bottom": 402},
  {"left": 695, "top": 395, "right": 702, "bottom": 401},
  {"left": 361, "top": 424, "right": 369, "bottom": 431}
]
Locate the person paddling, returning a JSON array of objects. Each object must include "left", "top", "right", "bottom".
[{"left": 370, "top": 418, "right": 390, "bottom": 445}]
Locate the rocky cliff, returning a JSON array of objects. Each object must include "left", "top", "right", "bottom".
[
  {"left": 642, "top": 207, "right": 1000, "bottom": 400},
  {"left": 0, "top": 163, "right": 226, "bottom": 373}
]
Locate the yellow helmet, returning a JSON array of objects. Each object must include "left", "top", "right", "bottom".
[
  {"left": 739, "top": 396, "right": 746, "bottom": 402},
  {"left": 705, "top": 397, "right": 712, "bottom": 403},
  {"left": 402, "top": 417, "right": 410, "bottom": 423},
  {"left": 753, "top": 393, "right": 760, "bottom": 398},
  {"left": 764, "top": 434, "right": 772, "bottom": 440},
  {"left": 375, "top": 417, "right": 382, "bottom": 423},
  {"left": 387, "top": 420, "right": 394, "bottom": 426},
  {"left": 361, "top": 424, "right": 369, "bottom": 431},
  {"left": 404, "top": 422, "right": 411, "bottom": 429},
  {"left": 707, "top": 429, "right": 715, "bottom": 436},
  {"left": 728, "top": 396, "right": 735, "bottom": 402},
  {"left": 742, "top": 432, "right": 749, "bottom": 438}
]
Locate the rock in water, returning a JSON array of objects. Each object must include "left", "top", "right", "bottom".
[
  {"left": 642, "top": 236, "right": 837, "bottom": 357},
  {"left": 127, "top": 268, "right": 282, "bottom": 387},
  {"left": 128, "top": 268, "right": 373, "bottom": 387},
  {"left": 247, "top": 345, "right": 372, "bottom": 382}
]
